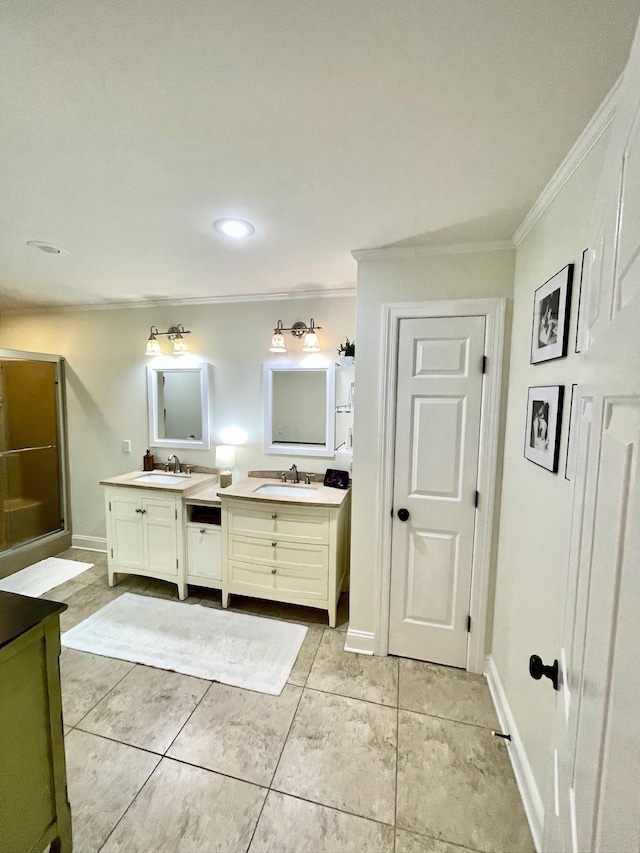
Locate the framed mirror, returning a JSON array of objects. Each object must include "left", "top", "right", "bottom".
[
  {"left": 263, "top": 362, "right": 335, "bottom": 457},
  {"left": 147, "top": 363, "right": 211, "bottom": 450}
]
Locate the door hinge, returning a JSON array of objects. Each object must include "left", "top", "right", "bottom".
[
  {"left": 110, "top": 548, "right": 113, "bottom": 558},
  {"left": 482, "top": 355, "right": 487, "bottom": 374},
  {"left": 109, "top": 501, "right": 112, "bottom": 511},
  {"left": 474, "top": 490, "right": 479, "bottom": 508},
  {"left": 176, "top": 558, "right": 179, "bottom": 569},
  {"left": 467, "top": 614, "right": 472, "bottom": 633},
  {"left": 390, "top": 507, "right": 394, "bottom": 518},
  {"left": 175, "top": 508, "right": 177, "bottom": 520}
]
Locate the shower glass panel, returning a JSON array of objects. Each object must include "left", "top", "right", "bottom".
[{"left": 0, "top": 358, "right": 63, "bottom": 552}]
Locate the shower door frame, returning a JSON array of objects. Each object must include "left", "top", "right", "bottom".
[{"left": 0, "top": 348, "right": 70, "bottom": 564}]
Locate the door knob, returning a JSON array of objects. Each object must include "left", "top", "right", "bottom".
[
  {"left": 397, "top": 508, "right": 410, "bottom": 522},
  {"left": 529, "top": 655, "right": 560, "bottom": 691}
]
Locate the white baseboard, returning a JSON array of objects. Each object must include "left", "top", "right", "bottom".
[
  {"left": 344, "top": 628, "right": 375, "bottom": 655},
  {"left": 485, "top": 655, "right": 543, "bottom": 852},
  {"left": 71, "top": 535, "right": 108, "bottom": 552}
]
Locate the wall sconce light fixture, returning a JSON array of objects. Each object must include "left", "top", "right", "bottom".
[
  {"left": 145, "top": 325, "right": 191, "bottom": 356},
  {"left": 269, "top": 319, "right": 322, "bottom": 354}
]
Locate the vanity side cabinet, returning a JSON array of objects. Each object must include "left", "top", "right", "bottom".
[
  {"left": 185, "top": 503, "right": 222, "bottom": 590},
  {"left": 0, "top": 594, "right": 71, "bottom": 853},
  {"left": 221, "top": 492, "right": 351, "bottom": 627},
  {"left": 104, "top": 486, "right": 185, "bottom": 599}
]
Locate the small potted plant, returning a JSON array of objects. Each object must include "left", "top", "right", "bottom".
[{"left": 337, "top": 338, "right": 355, "bottom": 366}]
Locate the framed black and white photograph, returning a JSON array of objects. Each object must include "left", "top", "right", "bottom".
[
  {"left": 565, "top": 384, "right": 579, "bottom": 481},
  {"left": 524, "top": 385, "right": 564, "bottom": 472},
  {"left": 574, "top": 249, "right": 589, "bottom": 353},
  {"left": 530, "top": 263, "right": 573, "bottom": 364}
]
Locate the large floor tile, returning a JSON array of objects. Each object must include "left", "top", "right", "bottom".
[
  {"left": 40, "top": 577, "right": 92, "bottom": 603},
  {"left": 168, "top": 682, "right": 302, "bottom": 786},
  {"left": 288, "top": 624, "right": 324, "bottom": 686},
  {"left": 77, "top": 664, "right": 209, "bottom": 753},
  {"left": 396, "top": 828, "right": 479, "bottom": 852},
  {"left": 272, "top": 689, "right": 397, "bottom": 824},
  {"left": 59, "top": 583, "right": 124, "bottom": 631},
  {"left": 101, "top": 757, "right": 267, "bottom": 853},
  {"left": 60, "top": 648, "right": 135, "bottom": 727},
  {"left": 249, "top": 790, "right": 395, "bottom": 852},
  {"left": 64, "top": 728, "right": 160, "bottom": 853},
  {"left": 399, "top": 659, "right": 499, "bottom": 729},
  {"left": 307, "top": 629, "right": 398, "bottom": 705},
  {"left": 396, "top": 710, "right": 534, "bottom": 852}
]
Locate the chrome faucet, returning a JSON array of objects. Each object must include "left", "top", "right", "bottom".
[
  {"left": 168, "top": 453, "right": 181, "bottom": 474},
  {"left": 289, "top": 464, "right": 299, "bottom": 483}
]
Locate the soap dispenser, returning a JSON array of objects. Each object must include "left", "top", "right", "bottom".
[{"left": 143, "top": 449, "right": 154, "bottom": 471}]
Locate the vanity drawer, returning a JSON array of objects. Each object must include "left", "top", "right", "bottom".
[
  {"left": 228, "top": 560, "right": 328, "bottom": 601},
  {"left": 228, "top": 534, "right": 328, "bottom": 574},
  {"left": 227, "top": 502, "right": 330, "bottom": 545}
]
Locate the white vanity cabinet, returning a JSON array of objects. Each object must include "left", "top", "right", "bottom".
[
  {"left": 221, "top": 491, "right": 351, "bottom": 627},
  {"left": 184, "top": 502, "right": 222, "bottom": 589},
  {"left": 104, "top": 486, "right": 186, "bottom": 599}
]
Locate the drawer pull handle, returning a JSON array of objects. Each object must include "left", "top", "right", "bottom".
[
  {"left": 200, "top": 528, "right": 207, "bottom": 534},
  {"left": 271, "top": 541, "right": 277, "bottom": 547},
  {"left": 272, "top": 513, "right": 278, "bottom": 519},
  {"left": 271, "top": 568, "right": 277, "bottom": 574}
]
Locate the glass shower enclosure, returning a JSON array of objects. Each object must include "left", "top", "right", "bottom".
[{"left": 0, "top": 351, "right": 67, "bottom": 553}]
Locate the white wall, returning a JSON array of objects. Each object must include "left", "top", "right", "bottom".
[
  {"left": 0, "top": 295, "right": 355, "bottom": 542},
  {"left": 349, "top": 248, "right": 515, "bottom": 644},
  {"left": 490, "top": 134, "right": 608, "bottom": 804}
]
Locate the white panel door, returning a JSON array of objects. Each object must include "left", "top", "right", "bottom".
[
  {"left": 545, "top": 16, "right": 640, "bottom": 852},
  {"left": 389, "top": 315, "right": 485, "bottom": 667},
  {"left": 110, "top": 491, "right": 143, "bottom": 569}
]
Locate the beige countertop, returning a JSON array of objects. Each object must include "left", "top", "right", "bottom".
[
  {"left": 215, "top": 477, "right": 350, "bottom": 508},
  {"left": 183, "top": 482, "right": 222, "bottom": 505},
  {"left": 100, "top": 470, "right": 217, "bottom": 494}
]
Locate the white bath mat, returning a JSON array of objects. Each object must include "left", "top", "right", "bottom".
[
  {"left": 0, "top": 556, "right": 94, "bottom": 598},
  {"left": 61, "top": 593, "right": 308, "bottom": 695}
]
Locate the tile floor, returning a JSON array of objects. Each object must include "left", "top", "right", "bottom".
[{"left": 46, "top": 549, "right": 534, "bottom": 853}]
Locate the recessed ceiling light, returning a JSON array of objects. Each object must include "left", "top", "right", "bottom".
[
  {"left": 213, "top": 218, "right": 255, "bottom": 238},
  {"left": 27, "top": 241, "right": 69, "bottom": 255}
]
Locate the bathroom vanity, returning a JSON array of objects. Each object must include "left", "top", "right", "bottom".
[
  {"left": 101, "top": 472, "right": 350, "bottom": 626},
  {"left": 218, "top": 478, "right": 351, "bottom": 627},
  {"left": 101, "top": 470, "right": 217, "bottom": 599}
]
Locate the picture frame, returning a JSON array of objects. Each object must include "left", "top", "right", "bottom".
[
  {"left": 574, "top": 249, "right": 589, "bottom": 353},
  {"left": 530, "top": 263, "right": 573, "bottom": 364},
  {"left": 564, "top": 384, "right": 579, "bottom": 481},
  {"left": 524, "top": 385, "right": 564, "bottom": 472}
]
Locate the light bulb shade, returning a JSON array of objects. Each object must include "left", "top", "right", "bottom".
[
  {"left": 146, "top": 337, "right": 161, "bottom": 356},
  {"left": 269, "top": 332, "right": 287, "bottom": 352},
  {"left": 303, "top": 331, "right": 320, "bottom": 352},
  {"left": 172, "top": 336, "right": 189, "bottom": 354},
  {"left": 215, "top": 445, "right": 236, "bottom": 470}
]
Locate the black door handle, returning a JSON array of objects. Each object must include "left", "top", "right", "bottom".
[
  {"left": 529, "top": 655, "right": 559, "bottom": 691},
  {"left": 397, "top": 508, "right": 410, "bottom": 522}
]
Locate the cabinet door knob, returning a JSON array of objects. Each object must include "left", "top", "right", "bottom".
[
  {"left": 272, "top": 541, "right": 277, "bottom": 547},
  {"left": 272, "top": 513, "right": 278, "bottom": 519},
  {"left": 135, "top": 508, "right": 141, "bottom": 513},
  {"left": 200, "top": 528, "right": 206, "bottom": 534},
  {"left": 140, "top": 509, "right": 147, "bottom": 515},
  {"left": 271, "top": 568, "right": 277, "bottom": 574}
]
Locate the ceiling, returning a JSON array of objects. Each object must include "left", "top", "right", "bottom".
[{"left": 2, "top": 1, "right": 639, "bottom": 310}]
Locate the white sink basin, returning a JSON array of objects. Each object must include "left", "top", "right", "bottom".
[
  {"left": 134, "top": 473, "right": 189, "bottom": 485},
  {"left": 254, "top": 484, "right": 317, "bottom": 498}
]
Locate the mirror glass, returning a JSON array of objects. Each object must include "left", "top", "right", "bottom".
[
  {"left": 147, "top": 363, "right": 211, "bottom": 449},
  {"left": 264, "top": 362, "right": 335, "bottom": 457}
]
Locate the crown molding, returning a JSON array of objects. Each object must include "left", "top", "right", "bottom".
[
  {"left": 513, "top": 74, "right": 622, "bottom": 247},
  {"left": 351, "top": 240, "right": 514, "bottom": 263},
  {"left": 0, "top": 286, "right": 357, "bottom": 315}
]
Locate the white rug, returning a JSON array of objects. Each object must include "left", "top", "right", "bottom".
[
  {"left": 0, "top": 556, "right": 94, "bottom": 598},
  {"left": 61, "top": 593, "right": 308, "bottom": 696}
]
